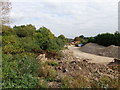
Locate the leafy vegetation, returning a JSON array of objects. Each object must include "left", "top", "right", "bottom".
[
  {"left": 61, "top": 75, "right": 90, "bottom": 88},
  {"left": 2, "top": 24, "right": 67, "bottom": 88},
  {"left": 2, "top": 53, "right": 39, "bottom": 88},
  {"left": 91, "top": 75, "right": 119, "bottom": 88},
  {"left": 88, "top": 32, "right": 120, "bottom": 46},
  {"left": 74, "top": 32, "right": 120, "bottom": 47},
  {"left": 38, "top": 63, "right": 57, "bottom": 82},
  {"left": 2, "top": 24, "right": 119, "bottom": 88}
]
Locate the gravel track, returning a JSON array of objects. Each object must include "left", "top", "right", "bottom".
[{"left": 68, "top": 45, "right": 114, "bottom": 64}]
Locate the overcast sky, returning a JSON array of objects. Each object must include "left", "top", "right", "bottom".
[{"left": 9, "top": 0, "right": 119, "bottom": 38}]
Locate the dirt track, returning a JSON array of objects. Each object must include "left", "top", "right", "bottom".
[{"left": 68, "top": 45, "right": 114, "bottom": 64}]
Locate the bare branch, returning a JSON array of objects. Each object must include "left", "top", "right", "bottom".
[{"left": 0, "top": 0, "right": 12, "bottom": 24}]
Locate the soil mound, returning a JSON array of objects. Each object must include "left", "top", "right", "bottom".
[{"left": 80, "top": 43, "right": 119, "bottom": 58}]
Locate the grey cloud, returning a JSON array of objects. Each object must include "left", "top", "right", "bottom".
[{"left": 10, "top": 0, "right": 118, "bottom": 38}]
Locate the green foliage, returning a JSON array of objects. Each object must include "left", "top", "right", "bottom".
[
  {"left": 2, "top": 25, "right": 67, "bottom": 88},
  {"left": 79, "top": 35, "right": 84, "bottom": 38},
  {"left": 19, "top": 37, "right": 41, "bottom": 52},
  {"left": 61, "top": 75, "right": 90, "bottom": 88},
  {"left": 91, "top": 75, "right": 119, "bottom": 88},
  {"left": 58, "top": 34, "right": 68, "bottom": 43},
  {"left": 74, "top": 37, "right": 80, "bottom": 41},
  {"left": 38, "top": 78, "right": 48, "bottom": 88},
  {"left": 38, "top": 64, "right": 57, "bottom": 82},
  {"left": 35, "top": 27, "right": 66, "bottom": 52},
  {"left": 47, "top": 38, "right": 64, "bottom": 52},
  {"left": 2, "top": 25, "right": 15, "bottom": 35},
  {"left": 90, "top": 32, "right": 120, "bottom": 46},
  {"left": 61, "top": 76, "right": 74, "bottom": 88},
  {"left": 46, "top": 60, "right": 59, "bottom": 66},
  {"left": 36, "top": 26, "right": 54, "bottom": 39},
  {"left": 2, "top": 53, "right": 39, "bottom": 88},
  {"left": 14, "top": 24, "right": 36, "bottom": 37},
  {"left": 2, "top": 35, "right": 24, "bottom": 54},
  {"left": 0, "top": 35, "right": 2, "bottom": 47},
  {"left": 88, "top": 37, "right": 95, "bottom": 43},
  {"left": 54, "top": 51, "right": 64, "bottom": 60}
]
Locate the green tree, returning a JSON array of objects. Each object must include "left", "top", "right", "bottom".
[
  {"left": 92, "top": 32, "right": 120, "bottom": 46},
  {"left": 19, "top": 37, "right": 41, "bottom": 52},
  {"left": 2, "top": 35, "right": 24, "bottom": 54},
  {"left": 58, "top": 34, "right": 68, "bottom": 43},
  {"left": 14, "top": 24, "right": 36, "bottom": 37},
  {"left": 74, "top": 37, "right": 80, "bottom": 41},
  {"left": 37, "top": 26, "right": 54, "bottom": 39},
  {"left": 79, "top": 35, "right": 84, "bottom": 39},
  {"left": 2, "top": 25, "right": 15, "bottom": 35}
]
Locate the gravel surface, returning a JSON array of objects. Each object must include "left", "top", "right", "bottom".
[{"left": 68, "top": 45, "right": 114, "bottom": 64}]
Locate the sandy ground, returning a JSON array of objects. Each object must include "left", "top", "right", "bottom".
[{"left": 68, "top": 45, "right": 114, "bottom": 64}]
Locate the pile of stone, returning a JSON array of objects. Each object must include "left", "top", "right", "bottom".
[
  {"left": 36, "top": 54, "right": 47, "bottom": 62},
  {"left": 61, "top": 49, "right": 82, "bottom": 61},
  {"left": 108, "top": 58, "right": 120, "bottom": 65},
  {"left": 55, "top": 59, "right": 119, "bottom": 81}
]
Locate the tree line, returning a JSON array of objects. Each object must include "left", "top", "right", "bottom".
[
  {"left": 73, "top": 32, "right": 120, "bottom": 46},
  {"left": 88, "top": 32, "right": 120, "bottom": 46},
  {"left": 2, "top": 24, "right": 68, "bottom": 54}
]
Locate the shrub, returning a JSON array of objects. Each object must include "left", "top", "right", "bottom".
[
  {"left": 61, "top": 76, "right": 74, "bottom": 88},
  {"left": 54, "top": 51, "right": 64, "bottom": 60},
  {"left": 90, "top": 32, "right": 120, "bottom": 46},
  {"left": 19, "top": 37, "right": 41, "bottom": 52},
  {"left": 74, "top": 37, "right": 80, "bottom": 41},
  {"left": 14, "top": 24, "right": 36, "bottom": 37},
  {"left": 35, "top": 27, "right": 66, "bottom": 52},
  {"left": 91, "top": 75, "right": 119, "bottom": 88},
  {"left": 38, "top": 64, "right": 57, "bottom": 82},
  {"left": 71, "top": 75, "right": 90, "bottom": 88},
  {"left": 2, "top": 35, "right": 24, "bottom": 54},
  {"left": 2, "top": 25, "right": 15, "bottom": 35},
  {"left": 38, "top": 78, "right": 48, "bottom": 88},
  {"left": 2, "top": 53, "right": 39, "bottom": 88},
  {"left": 61, "top": 75, "right": 90, "bottom": 88},
  {"left": 46, "top": 60, "right": 59, "bottom": 66}
]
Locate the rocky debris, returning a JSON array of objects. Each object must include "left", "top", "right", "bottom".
[
  {"left": 36, "top": 54, "right": 47, "bottom": 62},
  {"left": 48, "top": 82, "right": 60, "bottom": 88},
  {"left": 82, "top": 59, "right": 92, "bottom": 62},
  {"left": 108, "top": 58, "right": 120, "bottom": 65},
  {"left": 114, "top": 58, "right": 120, "bottom": 64},
  {"left": 46, "top": 48, "right": 119, "bottom": 88},
  {"left": 55, "top": 59, "right": 119, "bottom": 82}
]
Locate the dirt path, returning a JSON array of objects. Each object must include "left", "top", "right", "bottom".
[{"left": 68, "top": 45, "right": 114, "bottom": 64}]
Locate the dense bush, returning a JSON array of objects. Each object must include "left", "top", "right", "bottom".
[
  {"left": 61, "top": 75, "right": 90, "bottom": 88},
  {"left": 89, "top": 32, "right": 120, "bottom": 46},
  {"left": 2, "top": 53, "right": 39, "bottom": 88},
  {"left": 2, "top": 24, "right": 67, "bottom": 88},
  {"left": 2, "top": 35, "right": 24, "bottom": 54},
  {"left": 38, "top": 63, "right": 57, "bottom": 82},
  {"left": 74, "top": 37, "right": 80, "bottom": 41},
  {"left": 35, "top": 27, "right": 67, "bottom": 52},
  {"left": 74, "top": 36, "right": 88, "bottom": 44},
  {"left": 91, "top": 75, "right": 119, "bottom": 88},
  {"left": 19, "top": 37, "right": 41, "bottom": 52},
  {"left": 13, "top": 24, "right": 36, "bottom": 37},
  {"left": 2, "top": 25, "right": 15, "bottom": 35}
]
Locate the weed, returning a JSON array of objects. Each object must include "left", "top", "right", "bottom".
[{"left": 46, "top": 60, "right": 59, "bottom": 66}]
